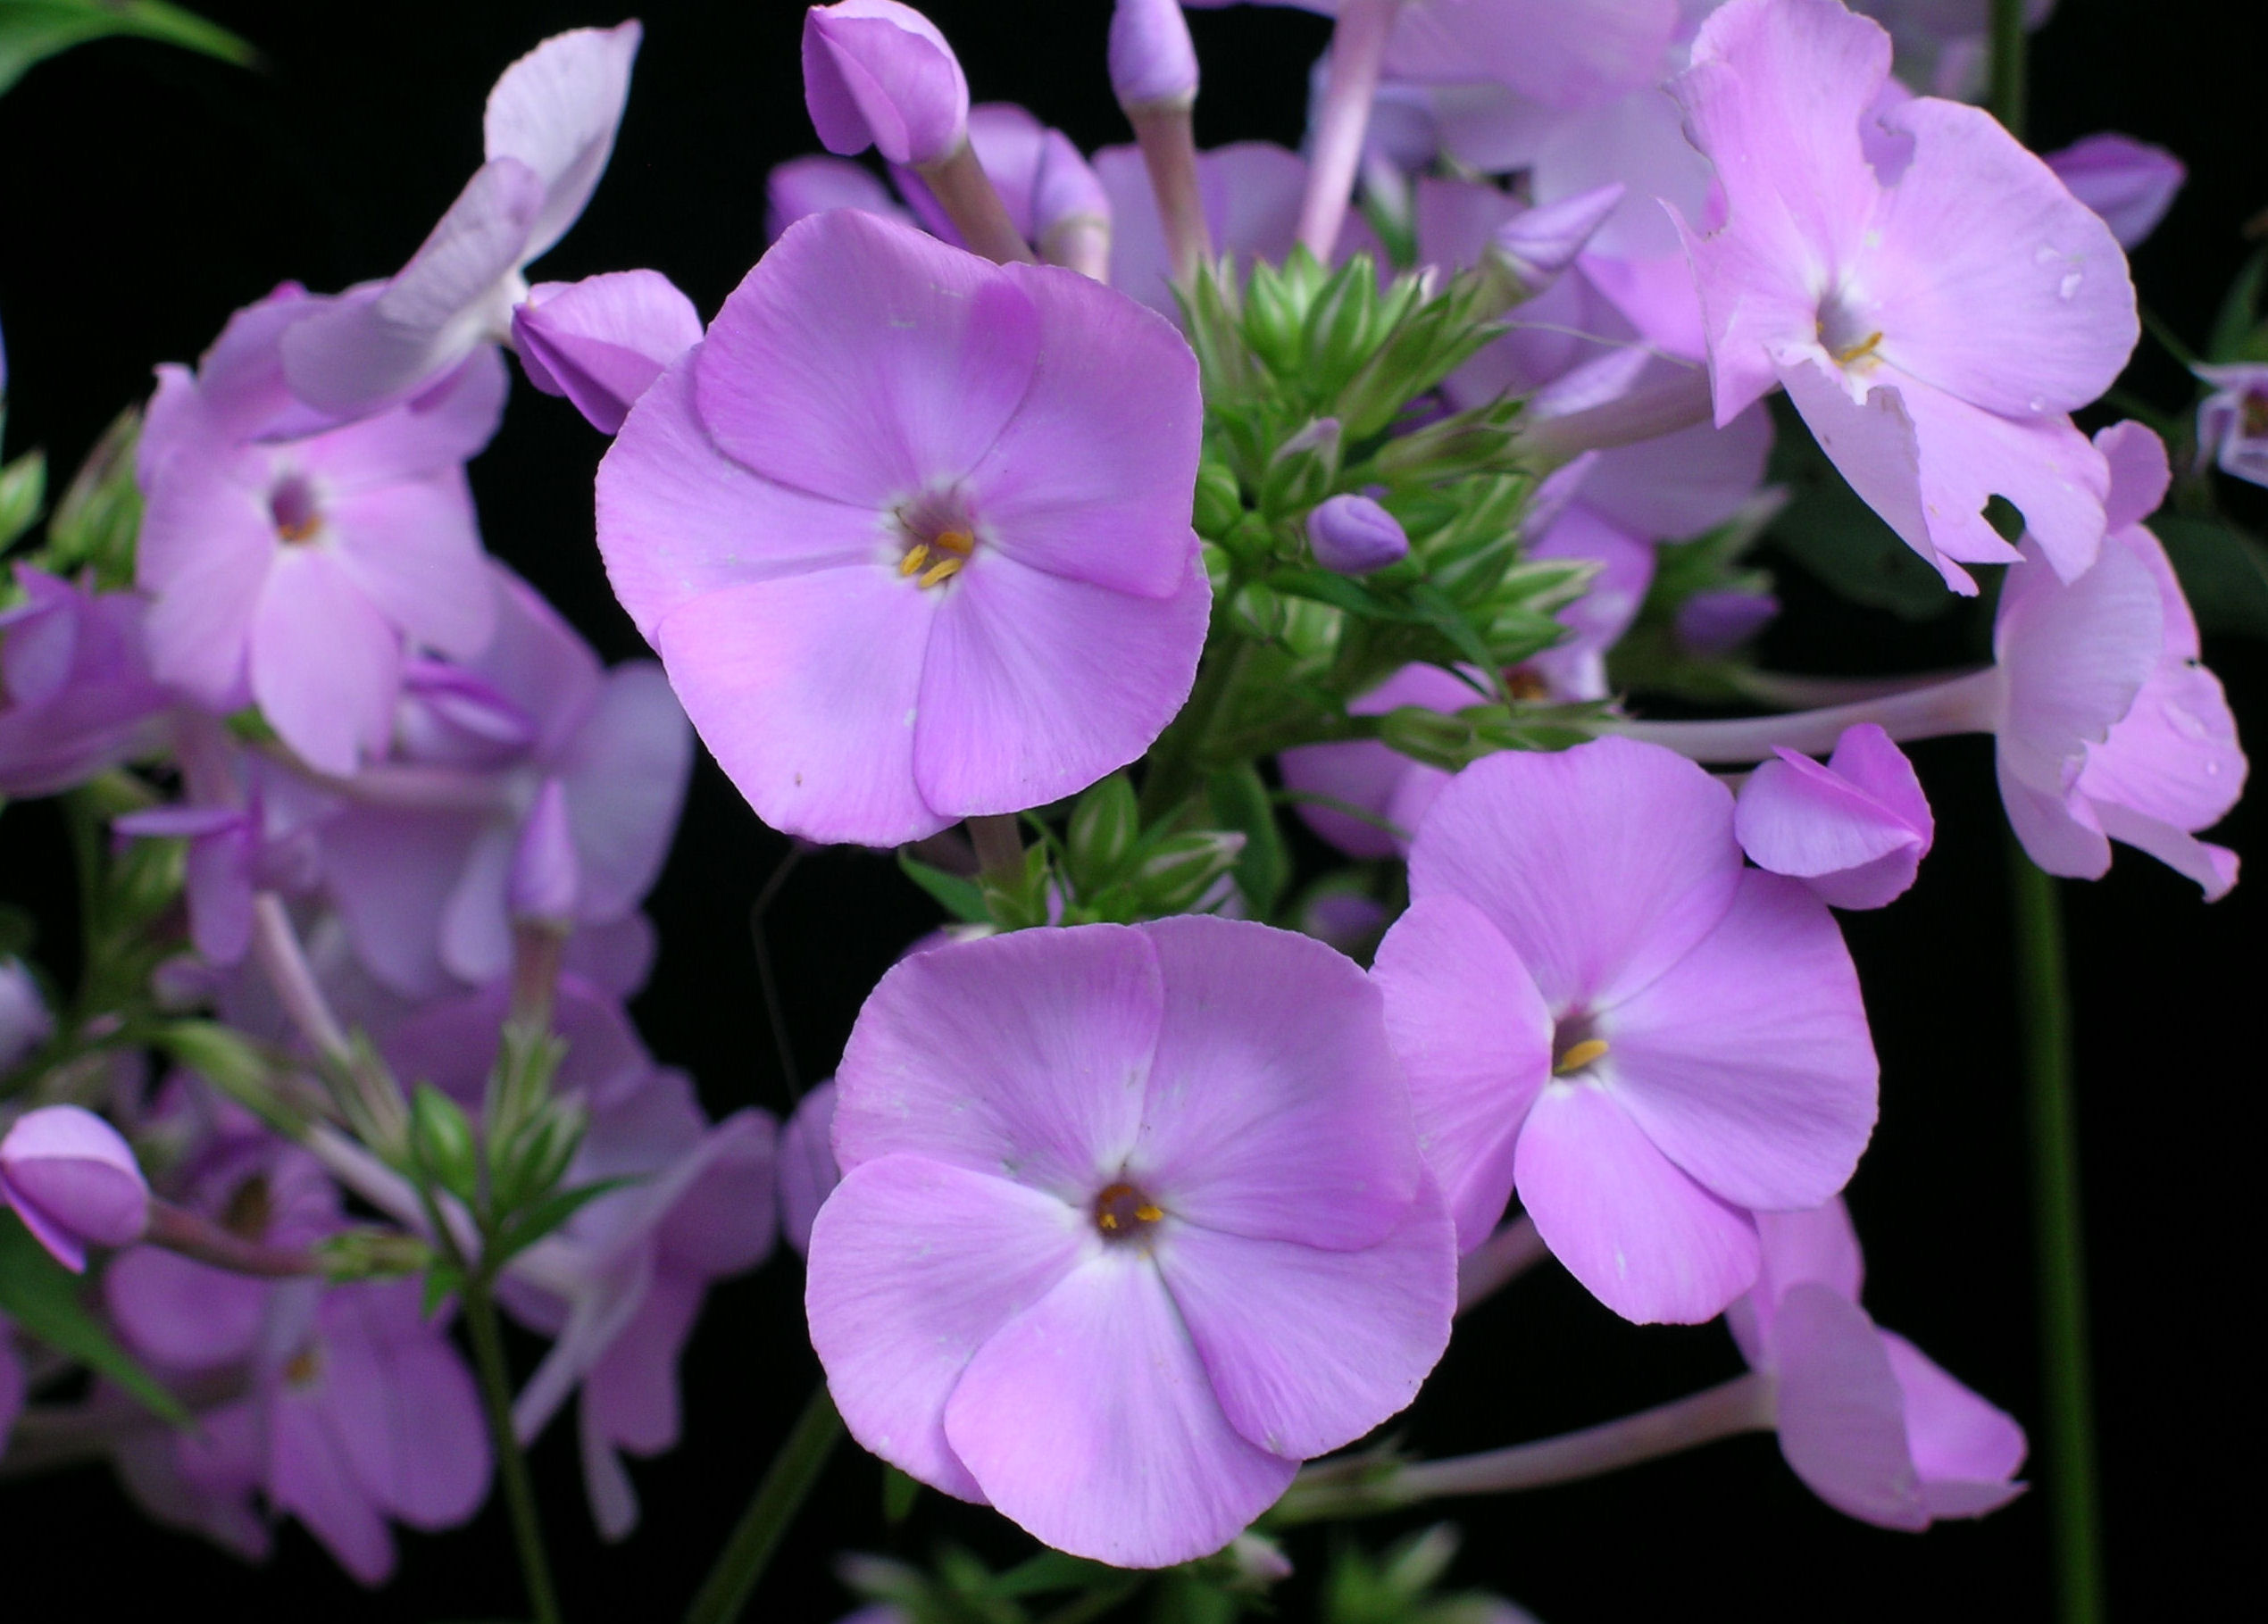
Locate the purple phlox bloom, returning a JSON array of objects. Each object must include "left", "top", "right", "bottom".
[
  {"left": 0, "top": 567, "right": 175, "bottom": 799},
  {"left": 596, "top": 209, "right": 1209, "bottom": 846},
  {"left": 118, "top": 1278, "right": 492, "bottom": 1585},
  {"left": 503, "top": 1068, "right": 776, "bottom": 1539},
  {"left": 1736, "top": 723, "right": 1934, "bottom": 909},
  {"left": 1992, "top": 421, "right": 2245, "bottom": 897},
  {"left": 1522, "top": 502, "right": 1655, "bottom": 702},
  {"left": 766, "top": 154, "right": 915, "bottom": 244},
  {"left": 804, "top": 0, "right": 970, "bottom": 168},
  {"left": 1372, "top": 737, "right": 1879, "bottom": 1323},
  {"left": 1295, "top": 885, "right": 1393, "bottom": 955},
  {"left": 1675, "top": 586, "right": 1780, "bottom": 656},
  {"left": 1672, "top": 0, "right": 2136, "bottom": 592},
  {"left": 319, "top": 562, "right": 691, "bottom": 996},
  {"left": 138, "top": 284, "right": 370, "bottom": 475},
  {"left": 1280, "top": 662, "right": 1475, "bottom": 859},
  {"left": 1309, "top": 493, "right": 1410, "bottom": 574},
  {"left": 2042, "top": 133, "right": 2184, "bottom": 250},
  {"left": 136, "top": 346, "right": 505, "bottom": 775},
  {"left": 1111, "top": 0, "right": 1200, "bottom": 108},
  {"left": 0, "top": 1104, "right": 149, "bottom": 1271},
  {"left": 114, "top": 716, "right": 330, "bottom": 965},
  {"left": 809, "top": 917, "right": 1455, "bottom": 1567},
  {"left": 513, "top": 270, "right": 705, "bottom": 435},
  {"left": 2196, "top": 363, "right": 2268, "bottom": 489},
  {"left": 890, "top": 104, "right": 1111, "bottom": 265},
  {"left": 386, "top": 971, "right": 655, "bottom": 1114},
  {"left": 1095, "top": 140, "right": 1322, "bottom": 319},
  {"left": 779, "top": 1079, "right": 840, "bottom": 1257},
  {"left": 1848, "top": 0, "right": 2056, "bottom": 102},
  {"left": 0, "top": 959, "right": 51, "bottom": 1072},
  {"left": 280, "top": 22, "right": 644, "bottom": 417},
  {"left": 1491, "top": 182, "right": 1628, "bottom": 300},
  {"left": 1726, "top": 1197, "right": 2027, "bottom": 1528}
]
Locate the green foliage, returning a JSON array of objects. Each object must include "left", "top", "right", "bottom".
[
  {"left": 0, "top": 1210, "right": 189, "bottom": 1424},
  {"left": 2155, "top": 513, "right": 2268, "bottom": 639},
  {"left": 2206, "top": 246, "right": 2268, "bottom": 365},
  {"left": 1322, "top": 1527, "right": 1528, "bottom": 1624},
  {"left": 0, "top": 0, "right": 257, "bottom": 96},
  {"left": 33, "top": 407, "right": 145, "bottom": 588},
  {"left": 0, "top": 448, "right": 45, "bottom": 548},
  {"left": 1609, "top": 490, "right": 1785, "bottom": 702}
]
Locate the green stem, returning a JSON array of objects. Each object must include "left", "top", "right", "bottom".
[
  {"left": 2008, "top": 849, "right": 2105, "bottom": 1624},
  {"left": 463, "top": 1271, "right": 564, "bottom": 1624},
  {"left": 682, "top": 1382, "right": 846, "bottom": 1624},
  {"left": 1138, "top": 629, "right": 1252, "bottom": 824},
  {"left": 1989, "top": 0, "right": 2027, "bottom": 141}
]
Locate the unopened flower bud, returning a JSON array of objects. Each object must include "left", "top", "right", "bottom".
[
  {"left": 1485, "top": 183, "right": 1625, "bottom": 306},
  {"left": 1307, "top": 493, "right": 1409, "bottom": 575},
  {"left": 1109, "top": 0, "right": 1199, "bottom": 112},
  {"left": 513, "top": 270, "right": 704, "bottom": 435},
  {"left": 509, "top": 777, "right": 581, "bottom": 927},
  {"left": 0, "top": 1104, "right": 149, "bottom": 1271},
  {"left": 803, "top": 0, "right": 970, "bottom": 168}
]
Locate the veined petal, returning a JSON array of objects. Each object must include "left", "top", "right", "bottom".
[{"left": 483, "top": 21, "right": 643, "bottom": 263}]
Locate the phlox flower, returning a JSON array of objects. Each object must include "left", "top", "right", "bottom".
[
  {"left": 0, "top": 567, "right": 174, "bottom": 799},
  {"left": 1735, "top": 723, "right": 1934, "bottom": 909},
  {"left": 513, "top": 270, "right": 705, "bottom": 435},
  {"left": 2042, "top": 132, "right": 2185, "bottom": 250},
  {"left": 1671, "top": 0, "right": 2136, "bottom": 591},
  {"left": 1280, "top": 662, "right": 1472, "bottom": 859},
  {"left": 136, "top": 335, "right": 506, "bottom": 774},
  {"left": 1372, "top": 737, "right": 1879, "bottom": 1323},
  {"left": 280, "top": 23, "right": 644, "bottom": 417},
  {"left": 2196, "top": 363, "right": 2268, "bottom": 489},
  {"left": 1729, "top": 1198, "right": 2027, "bottom": 1528},
  {"left": 807, "top": 917, "right": 1455, "bottom": 1567},
  {"left": 596, "top": 208, "right": 1209, "bottom": 846},
  {"left": 778, "top": 1079, "right": 841, "bottom": 1258},
  {"left": 0, "top": 1104, "right": 148, "bottom": 1271},
  {"left": 1094, "top": 139, "right": 1310, "bottom": 318}
]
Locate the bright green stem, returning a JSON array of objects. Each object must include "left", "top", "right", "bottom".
[
  {"left": 2009, "top": 850, "right": 2106, "bottom": 1624},
  {"left": 1989, "top": 0, "right": 2028, "bottom": 140},
  {"left": 682, "top": 1382, "right": 846, "bottom": 1624},
  {"left": 463, "top": 1273, "right": 563, "bottom": 1624}
]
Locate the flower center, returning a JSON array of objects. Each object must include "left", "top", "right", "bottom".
[
  {"left": 221, "top": 1174, "right": 272, "bottom": 1239},
  {"left": 269, "top": 473, "right": 322, "bottom": 544},
  {"left": 1092, "top": 1179, "right": 1164, "bottom": 1242},
  {"left": 1552, "top": 1015, "right": 1609, "bottom": 1077},
  {"left": 284, "top": 1346, "right": 321, "bottom": 1388},
  {"left": 897, "top": 527, "right": 973, "bottom": 588},
  {"left": 2242, "top": 388, "right": 2268, "bottom": 440},
  {"left": 1815, "top": 290, "right": 1883, "bottom": 371}
]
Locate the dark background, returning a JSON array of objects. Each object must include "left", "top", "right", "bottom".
[{"left": 1, "top": 1, "right": 2261, "bottom": 1618}]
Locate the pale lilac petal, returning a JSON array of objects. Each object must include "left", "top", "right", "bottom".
[
  {"left": 290, "top": 347, "right": 510, "bottom": 489},
  {"left": 1736, "top": 725, "right": 1933, "bottom": 909},
  {"left": 1157, "top": 1178, "right": 1455, "bottom": 1460},
  {"left": 2097, "top": 420, "right": 2173, "bottom": 536},
  {"left": 1866, "top": 97, "right": 2136, "bottom": 417},
  {"left": 318, "top": 1282, "right": 488, "bottom": 1528},
  {"left": 655, "top": 1110, "right": 780, "bottom": 1278},
  {"left": 912, "top": 552, "right": 1206, "bottom": 818},
  {"left": 1753, "top": 1201, "right": 1865, "bottom": 1322},
  {"left": 1279, "top": 738, "right": 1414, "bottom": 860},
  {"left": 555, "top": 663, "right": 693, "bottom": 920},
  {"left": 482, "top": 22, "right": 642, "bottom": 262},
  {"left": 805, "top": 1154, "right": 1088, "bottom": 1502},
  {"left": 1386, "top": 0, "right": 1680, "bottom": 109},
  {"left": 271, "top": 1395, "right": 396, "bottom": 1584},
  {"left": 1881, "top": 1330, "right": 2027, "bottom": 1513},
  {"left": 514, "top": 270, "right": 703, "bottom": 434},
  {"left": 2044, "top": 133, "right": 2184, "bottom": 250},
  {"left": 1605, "top": 871, "right": 1876, "bottom": 1212},
  {"left": 1997, "top": 533, "right": 2163, "bottom": 790},
  {"left": 1997, "top": 749, "right": 2110, "bottom": 881},
  {"left": 439, "top": 820, "right": 517, "bottom": 986},
  {"left": 779, "top": 1082, "right": 841, "bottom": 1257},
  {"left": 2081, "top": 653, "right": 2244, "bottom": 833},
  {"left": 104, "top": 1247, "right": 269, "bottom": 1370},
  {"left": 1406, "top": 738, "right": 1742, "bottom": 1013},
  {"left": 765, "top": 154, "right": 911, "bottom": 242},
  {"left": 1580, "top": 403, "right": 1774, "bottom": 541},
  {"left": 2089, "top": 802, "right": 2240, "bottom": 902},
  {"left": 281, "top": 161, "right": 544, "bottom": 415},
  {"left": 250, "top": 547, "right": 402, "bottom": 776},
  {"left": 1134, "top": 916, "right": 1420, "bottom": 1251},
  {"left": 832, "top": 924, "right": 1161, "bottom": 1200},
  {"left": 579, "top": 1393, "right": 640, "bottom": 1540},
  {"left": 1771, "top": 1282, "right": 1928, "bottom": 1530},
  {"left": 1513, "top": 1079, "right": 1760, "bottom": 1324},
  {"left": 595, "top": 347, "right": 885, "bottom": 641},
  {"left": 803, "top": 1, "right": 970, "bottom": 168},
  {"left": 653, "top": 567, "right": 941, "bottom": 845},
  {"left": 136, "top": 453, "right": 271, "bottom": 708},
  {"left": 325, "top": 475, "right": 496, "bottom": 659},
  {"left": 696, "top": 212, "right": 1038, "bottom": 505},
  {"left": 1904, "top": 375, "right": 2111, "bottom": 584},
  {"left": 1372, "top": 895, "right": 1554, "bottom": 1251},
  {"left": 587, "top": 1271, "right": 703, "bottom": 1453},
  {"left": 321, "top": 807, "right": 488, "bottom": 997},
  {"left": 941, "top": 1253, "right": 1297, "bottom": 1567},
  {"left": 967, "top": 262, "right": 1203, "bottom": 599}
]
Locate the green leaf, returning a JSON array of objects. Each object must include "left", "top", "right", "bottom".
[
  {"left": 1205, "top": 763, "right": 1290, "bottom": 920},
  {"left": 2155, "top": 514, "right": 2268, "bottom": 639},
  {"left": 1765, "top": 401, "right": 1955, "bottom": 620},
  {"left": 0, "top": 1211, "right": 190, "bottom": 1424},
  {"left": 882, "top": 1464, "right": 921, "bottom": 1526},
  {"left": 2206, "top": 246, "right": 2267, "bottom": 365},
  {"left": 0, "top": 0, "right": 258, "bottom": 96},
  {"left": 489, "top": 1177, "right": 633, "bottom": 1267},
  {"left": 897, "top": 849, "right": 989, "bottom": 924}
]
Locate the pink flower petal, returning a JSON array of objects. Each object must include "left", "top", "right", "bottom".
[
  {"left": 1771, "top": 1282, "right": 1928, "bottom": 1530},
  {"left": 482, "top": 22, "right": 643, "bottom": 262},
  {"left": 250, "top": 546, "right": 402, "bottom": 776},
  {"left": 1880, "top": 1329, "right": 2027, "bottom": 1515}
]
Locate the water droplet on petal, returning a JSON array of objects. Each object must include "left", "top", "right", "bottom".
[
  {"left": 2059, "top": 271, "right": 2083, "bottom": 300},
  {"left": 2035, "top": 244, "right": 2061, "bottom": 264}
]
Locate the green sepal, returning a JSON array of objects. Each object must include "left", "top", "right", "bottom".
[
  {"left": 896, "top": 849, "right": 989, "bottom": 924},
  {"left": 1205, "top": 763, "right": 1289, "bottom": 921},
  {"left": 0, "top": 1211, "right": 191, "bottom": 1424}
]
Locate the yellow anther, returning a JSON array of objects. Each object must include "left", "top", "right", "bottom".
[
  {"left": 917, "top": 556, "right": 965, "bottom": 588},
  {"left": 1134, "top": 1203, "right": 1163, "bottom": 1224},
  {"left": 1098, "top": 1212, "right": 1120, "bottom": 1230},
  {"left": 933, "top": 529, "right": 975, "bottom": 556},
  {"left": 276, "top": 516, "right": 321, "bottom": 543},
  {"left": 1555, "top": 1037, "right": 1610, "bottom": 1075},
  {"left": 1831, "top": 329, "right": 1885, "bottom": 366},
  {"left": 898, "top": 543, "right": 931, "bottom": 577}
]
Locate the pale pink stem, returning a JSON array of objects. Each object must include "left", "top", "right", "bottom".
[
  {"left": 1511, "top": 369, "right": 1718, "bottom": 463},
  {"left": 1605, "top": 666, "right": 2005, "bottom": 762},
  {"left": 1296, "top": 0, "right": 1400, "bottom": 259},
  {"left": 1732, "top": 667, "right": 1982, "bottom": 710},
  {"left": 1129, "top": 102, "right": 1212, "bottom": 285},
  {"left": 145, "top": 1196, "right": 318, "bottom": 1277},
  {"left": 249, "top": 893, "right": 349, "bottom": 1064},
  {"left": 916, "top": 141, "right": 1037, "bottom": 265},
  {"left": 1455, "top": 1214, "right": 1548, "bottom": 1315},
  {"left": 1042, "top": 217, "right": 1113, "bottom": 282}
]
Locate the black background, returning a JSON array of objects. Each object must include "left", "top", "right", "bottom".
[{"left": 1, "top": 1, "right": 2262, "bottom": 1619}]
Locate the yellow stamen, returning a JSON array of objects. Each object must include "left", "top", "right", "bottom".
[
  {"left": 1555, "top": 1037, "right": 1610, "bottom": 1075},
  {"left": 933, "top": 529, "right": 974, "bottom": 556},
  {"left": 1134, "top": 1203, "right": 1163, "bottom": 1224},
  {"left": 276, "top": 516, "right": 321, "bottom": 543},
  {"left": 1098, "top": 1212, "right": 1120, "bottom": 1230},
  {"left": 1831, "top": 329, "right": 1884, "bottom": 367},
  {"left": 917, "top": 556, "right": 964, "bottom": 588},
  {"left": 898, "top": 542, "right": 931, "bottom": 577}
]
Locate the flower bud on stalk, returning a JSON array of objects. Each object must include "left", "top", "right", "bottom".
[
  {"left": 0, "top": 1105, "right": 149, "bottom": 1271},
  {"left": 1307, "top": 492, "right": 1410, "bottom": 575},
  {"left": 1475, "top": 183, "right": 1625, "bottom": 314},
  {"left": 803, "top": 2, "right": 1032, "bottom": 263},
  {"left": 1110, "top": 0, "right": 1211, "bottom": 285}
]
